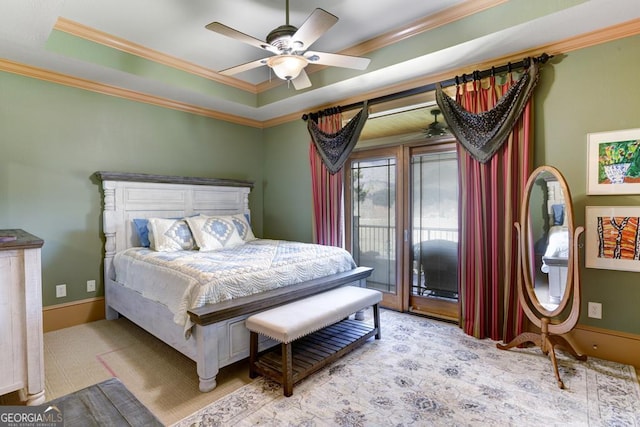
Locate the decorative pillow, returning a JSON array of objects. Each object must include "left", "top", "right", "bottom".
[
  {"left": 229, "top": 213, "right": 256, "bottom": 241},
  {"left": 186, "top": 215, "right": 245, "bottom": 251},
  {"left": 551, "top": 204, "right": 564, "bottom": 226},
  {"left": 147, "top": 218, "right": 195, "bottom": 252},
  {"left": 133, "top": 218, "right": 151, "bottom": 247}
]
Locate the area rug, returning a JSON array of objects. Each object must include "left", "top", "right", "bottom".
[{"left": 174, "top": 309, "right": 640, "bottom": 426}]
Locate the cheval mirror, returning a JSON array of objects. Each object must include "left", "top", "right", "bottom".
[{"left": 497, "top": 165, "right": 587, "bottom": 389}]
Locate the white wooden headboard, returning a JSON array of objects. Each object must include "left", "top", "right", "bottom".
[{"left": 94, "top": 171, "right": 253, "bottom": 281}]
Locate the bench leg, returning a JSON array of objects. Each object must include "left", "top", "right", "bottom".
[
  {"left": 373, "top": 303, "right": 381, "bottom": 340},
  {"left": 249, "top": 332, "right": 258, "bottom": 379},
  {"left": 282, "top": 342, "right": 293, "bottom": 397}
]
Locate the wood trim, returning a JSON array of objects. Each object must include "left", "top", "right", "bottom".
[
  {"left": 40, "top": 298, "right": 640, "bottom": 371},
  {"left": 342, "top": 0, "right": 508, "bottom": 57},
  {"left": 344, "top": 146, "right": 406, "bottom": 311},
  {"left": 526, "top": 321, "right": 640, "bottom": 369},
  {"left": 53, "top": 3, "right": 506, "bottom": 96},
  {"left": 188, "top": 267, "right": 373, "bottom": 326},
  {"left": 0, "top": 229, "right": 44, "bottom": 250},
  {"left": 0, "top": 58, "right": 263, "bottom": 128},
  {"left": 256, "top": 0, "right": 508, "bottom": 93},
  {"left": 94, "top": 171, "right": 254, "bottom": 188},
  {"left": 3, "top": 16, "right": 639, "bottom": 129},
  {"left": 564, "top": 324, "right": 640, "bottom": 369},
  {"left": 409, "top": 303, "right": 458, "bottom": 323},
  {"left": 53, "top": 17, "right": 257, "bottom": 94},
  {"left": 43, "top": 297, "right": 106, "bottom": 332},
  {"left": 272, "top": 18, "right": 640, "bottom": 129},
  {"left": 460, "top": 17, "right": 640, "bottom": 73}
]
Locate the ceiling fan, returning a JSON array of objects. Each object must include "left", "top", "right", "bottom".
[
  {"left": 205, "top": 0, "right": 371, "bottom": 90},
  {"left": 423, "top": 109, "right": 449, "bottom": 138}
]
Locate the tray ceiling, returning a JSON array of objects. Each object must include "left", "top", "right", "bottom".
[{"left": 0, "top": 0, "right": 639, "bottom": 125}]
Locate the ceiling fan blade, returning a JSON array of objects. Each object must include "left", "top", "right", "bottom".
[
  {"left": 205, "top": 22, "right": 280, "bottom": 54},
  {"left": 304, "top": 51, "right": 371, "bottom": 70},
  {"left": 291, "top": 8, "right": 338, "bottom": 51},
  {"left": 291, "top": 69, "right": 312, "bottom": 90},
  {"left": 219, "top": 57, "right": 270, "bottom": 76}
]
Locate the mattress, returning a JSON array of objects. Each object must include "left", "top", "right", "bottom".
[{"left": 113, "top": 239, "right": 357, "bottom": 333}]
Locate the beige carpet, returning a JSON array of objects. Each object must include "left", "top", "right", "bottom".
[{"left": 43, "top": 317, "right": 252, "bottom": 426}]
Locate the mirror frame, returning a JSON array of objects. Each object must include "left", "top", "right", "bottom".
[
  {"left": 499, "top": 165, "right": 585, "bottom": 390},
  {"left": 519, "top": 165, "right": 574, "bottom": 318}
]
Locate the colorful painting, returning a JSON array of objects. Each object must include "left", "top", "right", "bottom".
[
  {"left": 586, "top": 206, "right": 640, "bottom": 271},
  {"left": 587, "top": 128, "right": 640, "bottom": 195}
]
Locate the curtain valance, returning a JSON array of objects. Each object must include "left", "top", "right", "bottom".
[
  {"left": 307, "top": 101, "right": 369, "bottom": 174},
  {"left": 435, "top": 61, "right": 540, "bottom": 163}
]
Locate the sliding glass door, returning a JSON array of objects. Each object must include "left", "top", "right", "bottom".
[
  {"left": 408, "top": 145, "right": 459, "bottom": 320},
  {"left": 346, "top": 147, "right": 403, "bottom": 310},
  {"left": 346, "top": 142, "right": 459, "bottom": 319}
]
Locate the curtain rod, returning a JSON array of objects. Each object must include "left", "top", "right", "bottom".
[{"left": 302, "top": 53, "right": 551, "bottom": 119}]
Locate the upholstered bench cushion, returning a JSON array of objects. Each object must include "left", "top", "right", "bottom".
[{"left": 245, "top": 286, "right": 382, "bottom": 343}]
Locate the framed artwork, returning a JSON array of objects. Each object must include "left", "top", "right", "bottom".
[
  {"left": 585, "top": 206, "right": 640, "bottom": 272},
  {"left": 586, "top": 128, "right": 640, "bottom": 195}
]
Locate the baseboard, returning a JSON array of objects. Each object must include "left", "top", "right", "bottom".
[
  {"left": 565, "top": 324, "right": 640, "bottom": 369},
  {"left": 42, "top": 297, "right": 106, "bottom": 332},
  {"left": 40, "top": 299, "right": 639, "bottom": 372}
]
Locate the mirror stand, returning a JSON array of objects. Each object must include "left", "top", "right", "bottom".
[
  {"left": 496, "top": 165, "right": 587, "bottom": 389},
  {"left": 498, "top": 223, "right": 587, "bottom": 389}
]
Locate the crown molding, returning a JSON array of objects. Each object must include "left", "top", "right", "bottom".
[
  {"left": 256, "top": 0, "right": 507, "bottom": 93},
  {"left": 264, "top": 17, "right": 640, "bottom": 128},
  {"left": 4, "top": 17, "right": 640, "bottom": 130},
  {"left": 0, "top": 58, "right": 263, "bottom": 128},
  {"left": 53, "top": 2, "right": 506, "bottom": 95},
  {"left": 53, "top": 17, "right": 258, "bottom": 94},
  {"left": 342, "top": 0, "right": 508, "bottom": 57}
]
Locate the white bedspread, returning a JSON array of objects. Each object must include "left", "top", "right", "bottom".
[
  {"left": 541, "top": 225, "right": 569, "bottom": 273},
  {"left": 113, "top": 239, "right": 357, "bottom": 333}
]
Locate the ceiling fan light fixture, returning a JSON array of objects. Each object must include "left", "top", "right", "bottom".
[
  {"left": 424, "top": 109, "right": 449, "bottom": 138},
  {"left": 267, "top": 55, "right": 308, "bottom": 80}
]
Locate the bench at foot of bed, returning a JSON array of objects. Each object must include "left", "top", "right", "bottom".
[{"left": 246, "top": 286, "right": 382, "bottom": 397}]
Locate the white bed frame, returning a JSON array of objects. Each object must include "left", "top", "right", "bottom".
[{"left": 95, "top": 171, "right": 372, "bottom": 392}]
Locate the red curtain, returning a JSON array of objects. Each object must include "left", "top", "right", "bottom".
[
  {"left": 457, "top": 75, "right": 532, "bottom": 341},
  {"left": 309, "top": 113, "right": 344, "bottom": 247}
]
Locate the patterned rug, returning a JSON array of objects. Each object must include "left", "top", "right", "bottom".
[{"left": 174, "top": 309, "right": 640, "bottom": 426}]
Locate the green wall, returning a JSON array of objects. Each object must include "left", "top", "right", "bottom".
[
  {"left": 2, "top": 33, "right": 638, "bottom": 336},
  {"left": 534, "top": 35, "right": 640, "bottom": 334},
  {"left": 264, "top": 35, "right": 640, "bottom": 335},
  {"left": 263, "top": 120, "right": 313, "bottom": 242},
  {"left": 0, "top": 73, "right": 264, "bottom": 307}
]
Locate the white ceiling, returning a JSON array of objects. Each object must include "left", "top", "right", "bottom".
[{"left": 1, "top": 0, "right": 639, "bottom": 123}]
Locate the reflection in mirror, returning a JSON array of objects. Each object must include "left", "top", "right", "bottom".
[{"left": 529, "top": 172, "right": 569, "bottom": 312}]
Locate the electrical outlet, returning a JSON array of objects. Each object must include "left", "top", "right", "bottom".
[
  {"left": 56, "top": 284, "right": 67, "bottom": 298},
  {"left": 87, "top": 280, "right": 96, "bottom": 292},
  {"left": 588, "top": 302, "right": 602, "bottom": 319}
]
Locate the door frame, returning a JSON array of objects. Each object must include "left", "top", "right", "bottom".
[
  {"left": 404, "top": 142, "right": 459, "bottom": 321},
  {"left": 345, "top": 146, "right": 406, "bottom": 311}
]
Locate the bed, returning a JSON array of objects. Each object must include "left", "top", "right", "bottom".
[
  {"left": 540, "top": 179, "right": 569, "bottom": 304},
  {"left": 95, "top": 171, "right": 372, "bottom": 392}
]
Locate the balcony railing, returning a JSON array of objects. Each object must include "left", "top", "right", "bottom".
[
  {"left": 353, "top": 224, "right": 458, "bottom": 256},
  {"left": 353, "top": 223, "right": 459, "bottom": 299}
]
